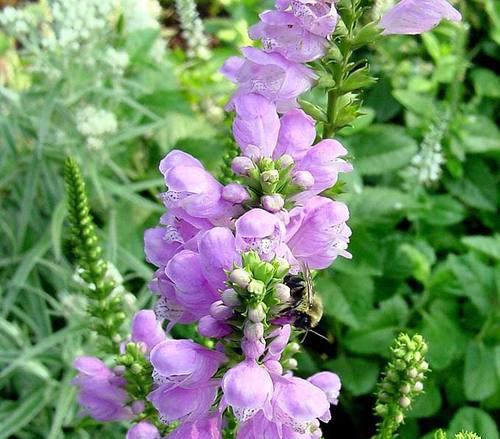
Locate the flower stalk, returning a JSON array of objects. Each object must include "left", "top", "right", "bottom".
[
  {"left": 374, "top": 333, "right": 429, "bottom": 439},
  {"left": 64, "top": 157, "right": 126, "bottom": 352}
]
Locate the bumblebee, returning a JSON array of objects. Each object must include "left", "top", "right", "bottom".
[{"left": 283, "top": 264, "right": 324, "bottom": 330}]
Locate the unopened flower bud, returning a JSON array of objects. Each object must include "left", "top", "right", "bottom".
[
  {"left": 210, "top": 300, "right": 233, "bottom": 320},
  {"left": 278, "top": 154, "right": 294, "bottom": 168},
  {"left": 399, "top": 396, "right": 411, "bottom": 408},
  {"left": 273, "top": 258, "right": 290, "bottom": 277},
  {"left": 375, "top": 404, "right": 387, "bottom": 416},
  {"left": 131, "top": 363, "right": 143, "bottom": 374},
  {"left": 395, "top": 411, "right": 404, "bottom": 424},
  {"left": 260, "top": 170, "right": 279, "bottom": 184},
  {"left": 407, "top": 368, "right": 418, "bottom": 378},
  {"left": 232, "top": 156, "right": 255, "bottom": 176},
  {"left": 229, "top": 268, "right": 251, "bottom": 288},
  {"left": 244, "top": 321, "right": 264, "bottom": 341},
  {"left": 261, "top": 194, "right": 284, "bottom": 213},
  {"left": 113, "top": 365, "right": 126, "bottom": 375},
  {"left": 288, "top": 342, "right": 300, "bottom": 353},
  {"left": 420, "top": 361, "right": 429, "bottom": 371},
  {"left": 131, "top": 400, "right": 145, "bottom": 414},
  {"left": 247, "top": 279, "right": 266, "bottom": 297},
  {"left": 248, "top": 303, "right": 266, "bottom": 322},
  {"left": 292, "top": 171, "right": 315, "bottom": 189},
  {"left": 221, "top": 288, "right": 241, "bottom": 307},
  {"left": 400, "top": 383, "right": 411, "bottom": 394},
  {"left": 222, "top": 183, "right": 250, "bottom": 204},
  {"left": 414, "top": 381, "right": 424, "bottom": 392},
  {"left": 275, "top": 283, "right": 291, "bottom": 303},
  {"left": 284, "top": 358, "right": 298, "bottom": 369}
]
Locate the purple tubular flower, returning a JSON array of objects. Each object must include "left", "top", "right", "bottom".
[
  {"left": 222, "top": 47, "right": 317, "bottom": 112},
  {"left": 148, "top": 381, "right": 219, "bottom": 423},
  {"left": 198, "top": 315, "right": 233, "bottom": 338},
  {"left": 144, "top": 227, "right": 182, "bottom": 268},
  {"left": 131, "top": 310, "right": 165, "bottom": 352},
  {"left": 150, "top": 339, "right": 225, "bottom": 387},
  {"left": 73, "top": 356, "right": 131, "bottom": 422},
  {"left": 232, "top": 93, "right": 280, "bottom": 158},
  {"left": 222, "top": 183, "right": 250, "bottom": 204},
  {"left": 165, "top": 250, "right": 219, "bottom": 318},
  {"left": 276, "top": 0, "right": 338, "bottom": 37},
  {"left": 126, "top": 421, "right": 161, "bottom": 439},
  {"left": 150, "top": 271, "right": 197, "bottom": 327},
  {"left": 264, "top": 324, "right": 291, "bottom": 361},
  {"left": 308, "top": 371, "right": 341, "bottom": 405},
  {"left": 271, "top": 374, "right": 330, "bottom": 432},
  {"left": 293, "top": 139, "right": 352, "bottom": 201},
  {"left": 221, "top": 359, "right": 273, "bottom": 421},
  {"left": 286, "top": 196, "right": 351, "bottom": 269},
  {"left": 198, "top": 227, "right": 241, "bottom": 291},
  {"left": 249, "top": 11, "right": 327, "bottom": 62},
  {"left": 166, "top": 412, "right": 222, "bottom": 439},
  {"left": 237, "top": 412, "right": 281, "bottom": 439},
  {"left": 273, "top": 109, "right": 316, "bottom": 160},
  {"left": 380, "top": 0, "right": 461, "bottom": 35},
  {"left": 235, "top": 209, "right": 286, "bottom": 260},
  {"left": 160, "top": 150, "right": 234, "bottom": 222}
]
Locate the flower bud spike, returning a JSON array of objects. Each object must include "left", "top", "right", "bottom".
[{"left": 374, "top": 333, "right": 429, "bottom": 439}]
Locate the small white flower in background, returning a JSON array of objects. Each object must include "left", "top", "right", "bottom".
[
  {"left": 76, "top": 106, "right": 118, "bottom": 150},
  {"left": 175, "top": 0, "right": 211, "bottom": 60},
  {"left": 405, "top": 116, "right": 448, "bottom": 187},
  {"left": 0, "top": 6, "right": 35, "bottom": 36},
  {"left": 48, "top": 0, "right": 118, "bottom": 51},
  {"left": 121, "top": 0, "right": 162, "bottom": 32},
  {"left": 121, "top": 0, "right": 166, "bottom": 62},
  {"left": 104, "top": 47, "right": 130, "bottom": 76}
]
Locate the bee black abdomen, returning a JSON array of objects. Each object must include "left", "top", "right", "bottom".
[
  {"left": 284, "top": 274, "right": 307, "bottom": 300},
  {"left": 294, "top": 312, "right": 310, "bottom": 328}
]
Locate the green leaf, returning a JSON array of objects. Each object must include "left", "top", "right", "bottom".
[
  {"left": 464, "top": 341, "right": 499, "bottom": 401},
  {"left": 471, "top": 68, "right": 500, "bottom": 98},
  {"left": 344, "top": 125, "right": 418, "bottom": 175},
  {"left": 459, "top": 115, "right": 500, "bottom": 154},
  {"left": 393, "top": 90, "right": 437, "bottom": 118},
  {"left": 343, "top": 187, "right": 410, "bottom": 226},
  {"left": 344, "top": 296, "right": 409, "bottom": 355},
  {"left": 0, "top": 385, "right": 54, "bottom": 439},
  {"left": 445, "top": 158, "right": 497, "bottom": 212},
  {"left": 420, "top": 309, "right": 464, "bottom": 370},
  {"left": 327, "top": 355, "right": 379, "bottom": 396},
  {"left": 449, "top": 254, "right": 496, "bottom": 316},
  {"left": 420, "top": 195, "right": 466, "bottom": 226},
  {"left": 319, "top": 273, "right": 374, "bottom": 329},
  {"left": 462, "top": 235, "right": 500, "bottom": 261},
  {"left": 448, "top": 407, "right": 499, "bottom": 439}
]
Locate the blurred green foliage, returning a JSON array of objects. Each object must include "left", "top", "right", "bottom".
[{"left": 0, "top": 0, "right": 498, "bottom": 438}]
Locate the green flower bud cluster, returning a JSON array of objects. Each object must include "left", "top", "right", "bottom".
[
  {"left": 240, "top": 157, "right": 304, "bottom": 212},
  {"left": 64, "top": 158, "right": 128, "bottom": 352},
  {"left": 227, "top": 252, "right": 290, "bottom": 312},
  {"left": 374, "top": 333, "right": 429, "bottom": 439},
  {"left": 434, "top": 430, "right": 482, "bottom": 439},
  {"left": 304, "top": 0, "right": 380, "bottom": 139},
  {"left": 116, "top": 342, "right": 154, "bottom": 401}
]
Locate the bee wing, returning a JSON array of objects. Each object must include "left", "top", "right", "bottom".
[{"left": 299, "top": 261, "right": 314, "bottom": 307}]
